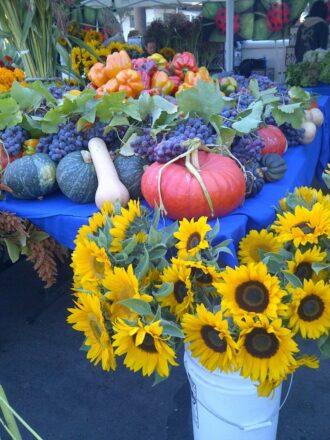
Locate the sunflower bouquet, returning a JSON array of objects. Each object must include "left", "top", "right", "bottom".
[{"left": 68, "top": 186, "right": 330, "bottom": 396}]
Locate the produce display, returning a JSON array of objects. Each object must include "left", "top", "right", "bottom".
[
  {"left": 0, "top": 50, "right": 324, "bottom": 220},
  {"left": 286, "top": 49, "right": 330, "bottom": 87}
]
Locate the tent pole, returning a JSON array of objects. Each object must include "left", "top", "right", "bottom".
[{"left": 225, "top": 0, "right": 234, "bottom": 71}]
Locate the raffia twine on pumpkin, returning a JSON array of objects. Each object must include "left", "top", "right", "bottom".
[{"left": 157, "top": 138, "right": 248, "bottom": 218}]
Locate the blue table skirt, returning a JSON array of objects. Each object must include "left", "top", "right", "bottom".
[{"left": 1, "top": 115, "right": 327, "bottom": 267}]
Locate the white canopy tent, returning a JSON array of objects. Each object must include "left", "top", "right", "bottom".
[{"left": 81, "top": 0, "right": 234, "bottom": 70}]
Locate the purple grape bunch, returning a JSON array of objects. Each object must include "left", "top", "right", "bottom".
[
  {"left": 1, "top": 125, "right": 29, "bottom": 156},
  {"left": 48, "top": 84, "right": 76, "bottom": 99},
  {"left": 231, "top": 135, "right": 265, "bottom": 163},
  {"left": 47, "top": 121, "right": 85, "bottom": 161},
  {"left": 131, "top": 128, "right": 158, "bottom": 162},
  {"left": 83, "top": 122, "right": 127, "bottom": 150},
  {"left": 221, "top": 108, "right": 238, "bottom": 127}
]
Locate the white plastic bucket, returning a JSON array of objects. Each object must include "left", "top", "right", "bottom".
[{"left": 184, "top": 349, "right": 284, "bottom": 440}]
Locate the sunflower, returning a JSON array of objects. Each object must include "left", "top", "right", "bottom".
[
  {"left": 67, "top": 293, "right": 116, "bottom": 371},
  {"left": 325, "top": 163, "right": 330, "bottom": 175},
  {"left": 100, "top": 201, "right": 114, "bottom": 218},
  {"left": 110, "top": 200, "right": 148, "bottom": 252},
  {"left": 75, "top": 211, "right": 107, "bottom": 243},
  {"left": 112, "top": 319, "right": 178, "bottom": 377},
  {"left": 174, "top": 217, "right": 211, "bottom": 259},
  {"left": 96, "top": 46, "right": 110, "bottom": 61},
  {"left": 215, "top": 263, "right": 286, "bottom": 322},
  {"left": 286, "top": 246, "right": 327, "bottom": 283},
  {"left": 57, "top": 36, "right": 68, "bottom": 47},
  {"left": 103, "top": 265, "right": 152, "bottom": 321},
  {"left": 272, "top": 202, "right": 330, "bottom": 248},
  {"left": 159, "top": 47, "right": 176, "bottom": 60},
  {"left": 257, "top": 354, "right": 319, "bottom": 397},
  {"left": 286, "top": 280, "right": 330, "bottom": 339},
  {"left": 71, "top": 239, "right": 112, "bottom": 292},
  {"left": 236, "top": 315, "right": 298, "bottom": 383},
  {"left": 171, "top": 258, "right": 222, "bottom": 285},
  {"left": 84, "top": 30, "right": 103, "bottom": 44},
  {"left": 279, "top": 186, "right": 330, "bottom": 211},
  {"left": 158, "top": 260, "right": 194, "bottom": 320},
  {"left": 141, "top": 267, "right": 161, "bottom": 290},
  {"left": 182, "top": 304, "right": 237, "bottom": 373},
  {"left": 106, "top": 42, "right": 124, "bottom": 53},
  {"left": 238, "top": 229, "right": 282, "bottom": 264},
  {"left": 71, "top": 47, "right": 83, "bottom": 73}
]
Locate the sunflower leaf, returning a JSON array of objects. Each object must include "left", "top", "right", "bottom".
[
  {"left": 311, "top": 263, "right": 330, "bottom": 275},
  {"left": 118, "top": 298, "right": 153, "bottom": 316},
  {"left": 149, "top": 244, "right": 168, "bottom": 260},
  {"left": 148, "top": 226, "right": 163, "bottom": 246},
  {"left": 208, "top": 219, "right": 220, "bottom": 243},
  {"left": 122, "top": 237, "right": 138, "bottom": 256},
  {"left": 154, "top": 282, "right": 173, "bottom": 298},
  {"left": 134, "top": 249, "right": 149, "bottom": 281},
  {"left": 152, "top": 371, "right": 168, "bottom": 386},
  {"left": 161, "top": 320, "right": 184, "bottom": 338},
  {"left": 317, "top": 334, "right": 330, "bottom": 359},
  {"left": 282, "top": 271, "right": 303, "bottom": 288}
]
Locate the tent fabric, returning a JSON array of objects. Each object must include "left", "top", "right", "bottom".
[{"left": 1, "top": 95, "right": 329, "bottom": 267}]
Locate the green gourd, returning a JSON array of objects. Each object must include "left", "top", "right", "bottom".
[
  {"left": 3, "top": 153, "right": 57, "bottom": 199},
  {"left": 245, "top": 161, "right": 265, "bottom": 197},
  {"left": 260, "top": 154, "right": 287, "bottom": 182},
  {"left": 114, "top": 154, "right": 148, "bottom": 200},
  {"left": 56, "top": 150, "right": 98, "bottom": 203}
]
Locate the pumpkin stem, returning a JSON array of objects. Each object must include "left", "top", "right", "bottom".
[
  {"left": 185, "top": 151, "right": 214, "bottom": 217},
  {"left": 190, "top": 148, "right": 200, "bottom": 170},
  {"left": 80, "top": 150, "right": 93, "bottom": 164}
]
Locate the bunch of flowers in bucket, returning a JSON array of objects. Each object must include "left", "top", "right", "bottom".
[{"left": 68, "top": 187, "right": 330, "bottom": 396}]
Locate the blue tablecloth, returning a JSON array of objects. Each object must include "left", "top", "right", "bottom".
[
  {"left": 305, "top": 83, "right": 330, "bottom": 97},
  {"left": 1, "top": 111, "right": 327, "bottom": 267}
]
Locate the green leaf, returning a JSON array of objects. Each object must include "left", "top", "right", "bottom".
[
  {"left": 4, "top": 239, "right": 21, "bottom": 263},
  {"left": 249, "top": 79, "right": 260, "bottom": 99},
  {"left": 21, "top": 114, "right": 43, "bottom": 137},
  {"left": 176, "top": 80, "right": 225, "bottom": 122},
  {"left": 122, "top": 237, "right": 138, "bottom": 255},
  {"left": 161, "top": 320, "right": 184, "bottom": 338},
  {"left": 147, "top": 226, "right": 163, "bottom": 246},
  {"left": 317, "top": 334, "right": 330, "bottom": 358},
  {"left": 10, "top": 82, "right": 43, "bottom": 110},
  {"left": 153, "top": 371, "right": 168, "bottom": 386},
  {"left": 134, "top": 249, "right": 150, "bottom": 280},
  {"left": 155, "top": 282, "right": 173, "bottom": 298},
  {"left": 219, "top": 127, "right": 236, "bottom": 147},
  {"left": 209, "top": 114, "right": 223, "bottom": 139},
  {"left": 104, "top": 115, "right": 130, "bottom": 133},
  {"left": 29, "top": 81, "right": 56, "bottom": 104},
  {"left": 29, "top": 230, "right": 49, "bottom": 242},
  {"left": 272, "top": 105, "right": 304, "bottom": 129},
  {"left": 138, "top": 92, "right": 153, "bottom": 121},
  {"left": 311, "top": 263, "right": 330, "bottom": 275},
  {"left": 208, "top": 220, "right": 220, "bottom": 243},
  {"left": 149, "top": 244, "right": 168, "bottom": 260},
  {"left": 288, "top": 86, "right": 311, "bottom": 103},
  {"left": 118, "top": 298, "right": 153, "bottom": 316},
  {"left": 282, "top": 271, "right": 303, "bottom": 288},
  {"left": 96, "top": 92, "right": 126, "bottom": 121},
  {"left": 152, "top": 205, "right": 161, "bottom": 230},
  {"left": 124, "top": 98, "right": 142, "bottom": 121},
  {"left": 232, "top": 100, "right": 263, "bottom": 133},
  {"left": 0, "top": 98, "right": 22, "bottom": 130},
  {"left": 41, "top": 109, "right": 66, "bottom": 133},
  {"left": 0, "top": 385, "right": 23, "bottom": 440}
]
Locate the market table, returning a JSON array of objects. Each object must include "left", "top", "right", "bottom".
[{"left": 1, "top": 103, "right": 328, "bottom": 267}]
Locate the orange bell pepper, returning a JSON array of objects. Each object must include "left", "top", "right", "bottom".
[
  {"left": 151, "top": 71, "right": 174, "bottom": 95},
  {"left": 171, "top": 51, "right": 198, "bottom": 80},
  {"left": 116, "top": 69, "right": 144, "bottom": 98},
  {"left": 184, "top": 67, "right": 212, "bottom": 87},
  {"left": 105, "top": 50, "right": 132, "bottom": 79},
  {"left": 87, "top": 62, "right": 109, "bottom": 87},
  {"left": 95, "top": 78, "right": 119, "bottom": 98}
]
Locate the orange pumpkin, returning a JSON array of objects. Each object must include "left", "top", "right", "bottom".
[
  {"left": 141, "top": 151, "right": 245, "bottom": 220},
  {"left": 258, "top": 125, "right": 288, "bottom": 156}
]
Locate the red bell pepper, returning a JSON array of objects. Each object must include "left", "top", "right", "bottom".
[{"left": 171, "top": 51, "right": 198, "bottom": 80}]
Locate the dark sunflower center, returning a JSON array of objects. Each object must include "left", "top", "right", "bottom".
[
  {"left": 295, "top": 222, "right": 315, "bottom": 234},
  {"left": 187, "top": 232, "right": 201, "bottom": 250},
  {"left": 174, "top": 281, "right": 188, "bottom": 304},
  {"left": 298, "top": 294, "right": 324, "bottom": 321},
  {"left": 295, "top": 262, "right": 313, "bottom": 281},
  {"left": 201, "top": 325, "right": 227, "bottom": 353},
  {"left": 244, "top": 328, "right": 279, "bottom": 358},
  {"left": 194, "top": 268, "right": 213, "bottom": 284},
  {"left": 235, "top": 281, "right": 269, "bottom": 312},
  {"left": 135, "top": 333, "right": 157, "bottom": 353}
]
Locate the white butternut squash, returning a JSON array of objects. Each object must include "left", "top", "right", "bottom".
[{"left": 88, "top": 137, "right": 130, "bottom": 208}]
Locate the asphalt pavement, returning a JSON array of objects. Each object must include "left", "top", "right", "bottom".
[{"left": 1, "top": 257, "right": 330, "bottom": 440}]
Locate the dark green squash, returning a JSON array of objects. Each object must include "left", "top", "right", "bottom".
[
  {"left": 56, "top": 150, "right": 98, "bottom": 203},
  {"left": 3, "top": 153, "right": 57, "bottom": 199},
  {"left": 245, "top": 161, "right": 265, "bottom": 197},
  {"left": 114, "top": 154, "right": 148, "bottom": 199},
  {"left": 260, "top": 154, "right": 287, "bottom": 182}
]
